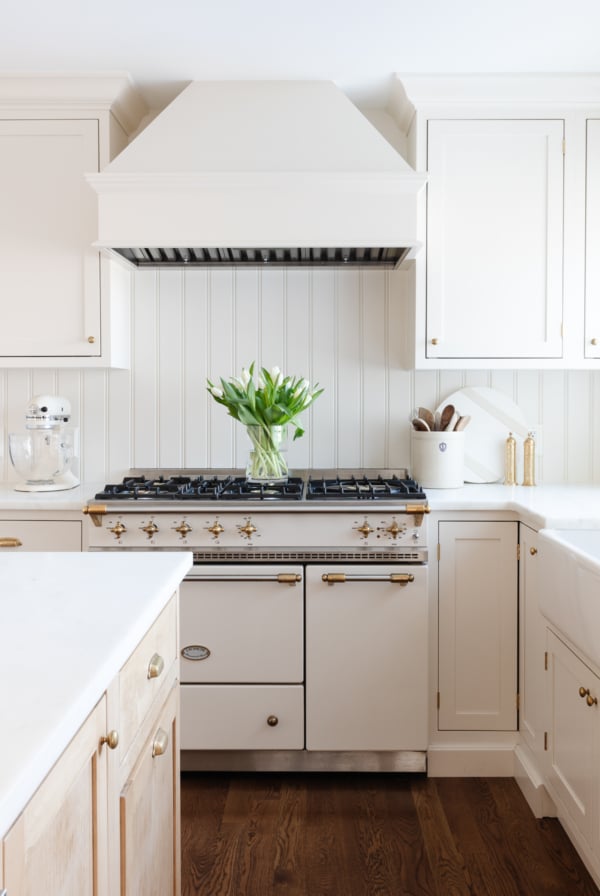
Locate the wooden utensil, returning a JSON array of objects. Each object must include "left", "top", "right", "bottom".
[
  {"left": 439, "top": 403, "right": 455, "bottom": 431},
  {"left": 412, "top": 417, "right": 430, "bottom": 431},
  {"left": 454, "top": 415, "right": 471, "bottom": 431},
  {"left": 418, "top": 407, "right": 435, "bottom": 431}
]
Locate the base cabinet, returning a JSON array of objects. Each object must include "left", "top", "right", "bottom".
[
  {"left": 519, "top": 525, "right": 547, "bottom": 759},
  {"left": 438, "top": 521, "right": 518, "bottom": 731},
  {"left": 0, "top": 518, "right": 81, "bottom": 551}
]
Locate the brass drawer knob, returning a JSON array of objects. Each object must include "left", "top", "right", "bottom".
[
  {"left": 0, "top": 537, "right": 22, "bottom": 548},
  {"left": 147, "top": 653, "right": 165, "bottom": 679},
  {"left": 587, "top": 694, "right": 598, "bottom": 707},
  {"left": 267, "top": 715, "right": 279, "bottom": 727},
  {"left": 152, "top": 728, "right": 169, "bottom": 757},
  {"left": 592, "top": 338, "right": 598, "bottom": 346},
  {"left": 431, "top": 338, "right": 439, "bottom": 346},
  {"left": 100, "top": 730, "right": 119, "bottom": 750},
  {"left": 580, "top": 686, "right": 590, "bottom": 699},
  {"left": 530, "top": 547, "right": 538, "bottom": 556}
]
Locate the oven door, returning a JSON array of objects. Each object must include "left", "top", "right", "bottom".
[{"left": 305, "top": 563, "right": 428, "bottom": 752}]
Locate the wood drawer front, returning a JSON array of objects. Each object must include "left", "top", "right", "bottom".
[
  {"left": 119, "top": 596, "right": 177, "bottom": 757},
  {"left": 180, "top": 684, "right": 304, "bottom": 750},
  {"left": 0, "top": 520, "right": 81, "bottom": 551}
]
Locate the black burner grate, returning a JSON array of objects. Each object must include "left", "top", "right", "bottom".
[
  {"left": 306, "top": 474, "right": 426, "bottom": 501},
  {"left": 95, "top": 475, "right": 305, "bottom": 501}
]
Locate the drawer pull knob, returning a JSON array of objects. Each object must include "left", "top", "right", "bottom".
[
  {"left": 580, "top": 686, "right": 590, "bottom": 698},
  {"left": 100, "top": 730, "right": 119, "bottom": 750},
  {"left": 530, "top": 547, "right": 537, "bottom": 555},
  {"left": 152, "top": 728, "right": 169, "bottom": 757},
  {"left": 0, "top": 537, "right": 22, "bottom": 548},
  {"left": 267, "top": 715, "right": 279, "bottom": 727},
  {"left": 587, "top": 694, "right": 598, "bottom": 707},
  {"left": 147, "top": 653, "right": 165, "bottom": 679}
]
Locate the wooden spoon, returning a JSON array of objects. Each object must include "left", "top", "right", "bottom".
[
  {"left": 418, "top": 407, "right": 435, "bottom": 431},
  {"left": 454, "top": 415, "right": 471, "bottom": 431},
  {"left": 445, "top": 411, "right": 459, "bottom": 432},
  {"left": 439, "top": 403, "right": 455, "bottom": 431},
  {"left": 412, "top": 417, "right": 430, "bottom": 431}
]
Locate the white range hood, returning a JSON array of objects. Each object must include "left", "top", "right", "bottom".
[{"left": 87, "top": 80, "right": 426, "bottom": 268}]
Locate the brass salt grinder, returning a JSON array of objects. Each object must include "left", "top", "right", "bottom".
[
  {"left": 522, "top": 431, "right": 536, "bottom": 486},
  {"left": 504, "top": 432, "right": 517, "bottom": 485}
]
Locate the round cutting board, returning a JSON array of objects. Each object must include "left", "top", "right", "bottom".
[{"left": 435, "top": 387, "right": 529, "bottom": 483}]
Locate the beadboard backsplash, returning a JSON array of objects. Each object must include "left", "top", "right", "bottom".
[{"left": 1, "top": 265, "right": 599, "bottom": 485}]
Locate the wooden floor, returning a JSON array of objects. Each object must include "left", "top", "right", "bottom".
[{"left": 181, "top": 772, "right": 600, "bottom": 896}]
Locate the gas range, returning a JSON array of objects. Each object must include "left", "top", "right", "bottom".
[{"left": 83, "top": 469, "right": 429, "bottom": 561}]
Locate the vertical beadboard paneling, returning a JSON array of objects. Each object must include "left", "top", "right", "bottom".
[
  {"left": 285, "top": 270, "right": 312, "bottom": 471},
  {"left": 337, "top": 269, "right": 362, "bottom": 468},
  {"left": 5, "top": 369, "right": 33, "bottom": 483},
  {"left": 157, "top": 270, "right": 184, "bottom": 468},
  {"left": 388, "top": 272, "right": 413, "bottom": 468},
  {"left": 234, "top": 268, "right": 261, "bottom": 467},
  {"left": 132, "top": 270, "right": 159, "bottom": 468},
  {"left": 310, "top": 270, "right": 337, "bottom": 468},
  {"left": 183, "top": 270, "right": 210, "bottom": 468},
  {"left": 56, "top": 369, "right": 83, "bottom": 483},
  {"left": 541, "top": 370, "right": 567, "bottom": 483},
  {"left": 81, "top": 370, "right": 108, "bottom": 482},
  {"left": 208, "top": 270, "right": 236, "bottom": 467},
  {"left": 566, "top": 371, "right": 592, "bottom": 482},
  {"left": 362, "top": 270, "right": 388, "bottom": 468},
  {"left": 106, "top": 368, "right": 131, "bottom": 480}
]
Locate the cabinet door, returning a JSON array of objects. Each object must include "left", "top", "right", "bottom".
[
  {"left": 0, "top": 519, "right": 81, "bottom": 550},
  {"left": 519, "top": 525, "right": 547, "bottom": 757},
  {"left": 3, "top": 697, "right": 108, "bottom": 895},
  {"left": 0, "top": 119, "right": 101, "bottom": 358},
  {"left": 438, "top": 521, "right": 518, "bottom": 730},
  {"left": 120, "top": 684, "right": 180, "bottom": 896},
  {"left": 426, "top": 119, "right": 564, "bottom": 360},
  {"left": 585, "top": 119, "right": 600, "bottom": 358},
  {"left": 547, "top": 631, "right": 599, "bottom": 851}
]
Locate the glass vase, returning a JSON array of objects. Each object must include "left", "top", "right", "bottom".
[{"left": 245, "top": 424, "right": 288, "bottom": 483}]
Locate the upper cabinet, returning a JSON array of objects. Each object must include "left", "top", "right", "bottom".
[
  {"left": 392, "top": 75, "right": 600, "bottom": 369},
  {"left": 0, "top": 75, "right": 147, "bottom": 368}
]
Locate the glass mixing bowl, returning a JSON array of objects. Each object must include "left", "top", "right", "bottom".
[{"left": 9, "top": 428, "right": 76, "bottom": 485}]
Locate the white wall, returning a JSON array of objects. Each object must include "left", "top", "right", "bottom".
[{"left": 1, "top": 265, "right": 599, "bottom": 485}]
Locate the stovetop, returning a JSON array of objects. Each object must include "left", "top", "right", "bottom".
[{"left": 93, "top": 470, "right": 427, "bottom": 504}]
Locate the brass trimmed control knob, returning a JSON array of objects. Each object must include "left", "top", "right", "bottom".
[
  {"left": 141, "top": 521, "right": 159, "bottom": 539},
  {"left": 267, "top": 715, "right": 279, "bottom": 727},
  {"left": 174, "top": 521, "right": 192, "bottom": 538},
  {"left": 108, "top": 521, "right": 126, "bottom": 539},
  {"left": 100, "top": 730, "right": 119, "bottom": 750},
  {"left": 239, "top": 520, "right": 257, "bottom": 539},
  {"left": 207, "top": 521, "right": 225, "bottom": 538},
  {"left": 355, "top": 521, "right": 374, "bottom": 537}
]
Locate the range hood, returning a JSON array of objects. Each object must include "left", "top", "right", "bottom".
[{"left": 87, "top": 81, "right": 426, "bottom": 269}]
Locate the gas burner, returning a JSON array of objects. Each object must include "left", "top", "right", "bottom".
[
  {"left": 95, "top": 475, "right": 236, "bottom": 501},
  {"left": 306, "top": 474, "right": 426, "bottom": 501},
  {"left": 219, "top": 477, "right": 305, "bottom": 501}
]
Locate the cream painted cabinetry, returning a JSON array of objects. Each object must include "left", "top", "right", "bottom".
[
  {"left": 0, "top": 75, "right": 145, "bottom": 368},
  {"left": 519, "top": 525, "right": 546, "bottom": 759},
  {"left": 0, "top": 518, "right": 81, "bottom": 550},
  {"left": 395, "top": 74, "right": 600, "bottom": 369},
  {"left": 438, "top": 520, "right": 518, "bottom": 731}
]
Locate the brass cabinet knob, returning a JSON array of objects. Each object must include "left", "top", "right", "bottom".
[
  {"left": 239, "top": 521, "right": 257, "bottom": 539},
  {"left": 141, "top": 521, "right": 159, "bottom": 538},
  {"left": 152, "top": 728, "right": 169, "bottom": 758},
  {"left": 175, "top": 521, "right": 192, "bottom": 537},
  {"left": 588, "top": 694, "right": 598, "bottom": 707},
  {"left": 0, "top": 537, "right": 22, "bottom": 548},
  {"left": 88, "top": 336, "right": 96, "bottom": 344},
  {"left": 580, "top": 686, "right": 590, "bottom": 698},
  {"left": 109, "top": 521, "right": 126, "bottom": 539},
  {"left": 207, "top": 521, "right": 224, "bottom": 537},
  {"left": 100, "top": 730, "right": 119, "bottom": 750},
  {"left": 592, "top": 338, "right": 598, "bottom": 346},
  {"left": 431, "top": 338, "right": 439, "bottom": 346},
  {"left": 530, "top": 547, "right": 538, "bottom": 556},
  {"left": 147, "top": 653, "right": 165, "bottom": 679},
  {"left": 267, "top": 715, "right": 279, "bottom": 727}
]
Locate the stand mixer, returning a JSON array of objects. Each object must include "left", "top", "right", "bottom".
[{"left": 9, "top": 395, "right": 79, "bottom": 492}]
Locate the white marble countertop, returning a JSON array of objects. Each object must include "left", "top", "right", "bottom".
[{"left": 0, "top": 550, "right": 192, "bottom": 839}]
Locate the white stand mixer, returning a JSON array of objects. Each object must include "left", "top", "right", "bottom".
[{"left": 9, "top": 395, "right": 79, "bottom": 492}]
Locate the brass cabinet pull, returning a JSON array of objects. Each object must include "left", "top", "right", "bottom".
[
  {"left": 530, "top": 547, "right": 538, "bottom": 556},
  {"left": 147, "top": 653, "right": 165, "bottom": 679},
  {"left": 592, "top": 338, "right": 599, "bottom": 346},
  {"left": 431, "top": 338, "right": 439, "bottom": 345},
  {"left": 267, "top": 715, "right": 279, "bottom": 727},
  {"left": 0, "top": 537, "right": 22, "bottom": 548},
  {"left": 100, "top": 730, "right": 119, "bottom": 750},
  {"left": 322, "top": 573, "right": 415, "bottom": 585},
  {"left": 88, "top": 336, "right": 96, "bottom": 344},
  {"left": 152, "top": 728, "right": 169, "bottom": 757},
  {"left": 187, "top": 573, "right": 301, "bottom": 584}
]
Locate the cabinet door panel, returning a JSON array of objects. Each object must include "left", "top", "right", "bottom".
[
  {"left": 519, "top": 525, "right": 547, "bottom": 757},
  {"left": 438, "top": 521, "right": 518, "bottom": 730},
  {"left": 585, "top": 119, "right": 600, "bottom": 357},
  {"left": 0, "top": 119, "right": 101, "bottom": 358},
  {"left": 0, "top": 519, "right": 81, "bottom": 551},
  {"left": 427, "top": 119, "right": 564, "bottom": 359}
]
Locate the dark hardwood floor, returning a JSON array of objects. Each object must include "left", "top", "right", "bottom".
[{"left": 181, "top": 772, "right": 600, "bottom": 896}]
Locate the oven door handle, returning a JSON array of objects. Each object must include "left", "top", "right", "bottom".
[
  {"left": 187, "top": 573, "right": 302, "bottom": 585},
  {"left": 321, "top": 573, "right": 415, "bottom": 585}
]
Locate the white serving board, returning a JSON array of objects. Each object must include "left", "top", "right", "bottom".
[{"left": 435, "top": 387, "right": 529, "bottom": 483}]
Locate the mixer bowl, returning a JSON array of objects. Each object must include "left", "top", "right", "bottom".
[{"left": 9, "top": 428, "right": 77, "bottom": 488}]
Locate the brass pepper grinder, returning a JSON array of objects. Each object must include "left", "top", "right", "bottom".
[
  {"left": 504, "top": 432, "right": 517, "bottom": 485},
  {"left": 522, "top": 431, "right": 536, "bottom": 486}
]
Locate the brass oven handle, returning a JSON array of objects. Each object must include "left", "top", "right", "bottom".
[
  {"left": 187, "top": 573, "right": 302, "bottom": 585},
  {"left": 322, "top": 573, "right": 415, "bottom": 585},
  {"left": 0, "top": 537, "right": 22, "bottom": 548},
  {"left": 82, "top": 504, "right": 107, "bottom": 527}
]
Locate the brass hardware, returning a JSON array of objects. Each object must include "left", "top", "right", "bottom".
[
  {"left": 437, "top": 543, "right": 441, "bottom": 561},
  {"left": 579, "top": 686, "right": 590, "bottom": 698},
  {"left": 88, "top": 336, "right": 95, "bottom": 344},
  {"left": 431, "top": 338, "right": 439, "bottom": 345},
  {"left": 592, "top": 338, "right": 599, "bottom": 346},
  {"left": 276, "top": 573, "right": 302, "bottom": 585},
  {"left": 356, "top": 522, "right": 374, "bottom": 537},
  {"left": 0, "top": 537, "right": 22, "bottom": 548},
  {"left": 152, "top": 728, "right": 169, "bottom": 758},
  {"left": 82, "top": 504, "right": 107, "bottom": 527},
  {"left": 516, "top": 544, "right": 521, "bottom": 561},
  {"left": 390, "top": 574, "right": 415, "bottom": 584},
  {"left": 147, "top": 653, "right": 164, "bottom": 679},
  {"left": 407, "top": 504, "right": 430, "bottom": 527},
  {"left": 239, "top": 520, "right": 257, "bottom": 539},
  {"left": 322, "top": 573, "right": 414, "bottom": 585},
  {"left": 385, "top": 521, "right": 404, "bottom": 538},
  {"left": 207, "top": 520, "right": 224, "bottom": 537},
  {"left": 175, "top": 521, "right": 192, "bottom": 537},
  {"left": 322, "top": 573, "right": 347, "bottom": 584},
  {"left": 141, "top": 521, "right": 159, "bottom": 539},
  {"left": 100, "top": 730, "right": 119, "bottom": 750},
  {"left": 587, "top": 694, "right": 598, "bottom": 707},
  {"left": 109, "top": 521, "right": 127, "bottom": 539},
  {"left": 530, "top": 546, "right": 538, "bottom": 556},
  {"left": 267, "top": 715, "right": 279, "bottom": 727}
]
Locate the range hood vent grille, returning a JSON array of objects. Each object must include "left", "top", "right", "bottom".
[{"left": 113, "top": 246, "right": 409, "bottom": 268}]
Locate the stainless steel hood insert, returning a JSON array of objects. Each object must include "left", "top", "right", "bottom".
[{"left": 87, "top": 81, "right": 426, "bottom": 268}]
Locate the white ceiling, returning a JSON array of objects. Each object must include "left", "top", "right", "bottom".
[{"left": 4, "top": 0, "right": 600, "bottom": 112}]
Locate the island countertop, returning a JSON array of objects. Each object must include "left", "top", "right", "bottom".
[{"left": 0, "top": 550, "right": 192, "bottom": 839}]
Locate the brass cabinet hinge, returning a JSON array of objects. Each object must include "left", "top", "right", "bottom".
[
  {"left": 437, "top": 691, "right": 440, "bottom": 709},
  {"left": 437, "top": 543, "right": 441, "bottom": 561},
  {"left": 545, "top": 651, "right": 548, "bottom": 671},
  {"left": 544, "top": 731, "right": 548, "bottom": 751}
]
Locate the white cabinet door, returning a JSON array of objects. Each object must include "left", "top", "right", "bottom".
[
  {"left": 519, "top": 525, "right": 547, "bottom": 758},
  {"left": 426, "top": 119, "right": 564, "bottom": 360},
  {"left": 438, "top": 521, "right": 518, "bottom": 730},
  {"left": 585, "top": 119, "right": 600, "bottom": 358},
  {"left": 0, "top": 119, "right": 101, "bottom": 359},
  {"left": 305, "top": 564, "right": 428, "bottom": 751},
  {"left": 0, "top": 519, "right": 81, "bottom": 550}
]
